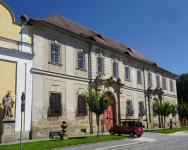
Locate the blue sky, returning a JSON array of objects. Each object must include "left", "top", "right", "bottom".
[{"left": 4, "top": 0, "right": 188, "bottom": 75}]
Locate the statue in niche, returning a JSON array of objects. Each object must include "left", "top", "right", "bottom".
[{"left": 2, "top": 92, "right": 15, "bottom": 118}]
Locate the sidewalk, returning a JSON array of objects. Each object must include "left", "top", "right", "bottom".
[{"left": 0, "top": 132, "right": 110, "bottom": 146}]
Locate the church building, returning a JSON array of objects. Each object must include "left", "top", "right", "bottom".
[{"left": 0, "top": 0, "right": 34, "bottom": 140}]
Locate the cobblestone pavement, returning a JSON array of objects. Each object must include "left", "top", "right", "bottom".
[{"left": 52, "top": 131, "right": 188, "bottom": 150}]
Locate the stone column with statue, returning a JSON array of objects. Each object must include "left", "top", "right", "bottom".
[{"left": 0, "top": 92, "right": 16, "bottom": 143}]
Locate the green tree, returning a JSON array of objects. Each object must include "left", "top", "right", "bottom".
[
  {"left": 177, "top": 99, "right": 188, "bottom": 128},
  {"left": 151, "top": 98, "right": 176, "bottom": 130},
  {"left": 176, "top": 73, "right": 188, "bottom": 104},
  {"left": 82, "top": 87, "right": 113, "bottom": 138}
]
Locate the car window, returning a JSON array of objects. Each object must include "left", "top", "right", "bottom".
[
  {"left": 124, "top": 123, "right": 129, "bottom": 127},
  {"left": 136, "top": 122, "right": 142, "bottom": 127},
  {"left": 116, "top": 123, "right": 123, "bottom": 128},
  {"left": 129, "top": 122, "right": 134, "bottom": 127}
]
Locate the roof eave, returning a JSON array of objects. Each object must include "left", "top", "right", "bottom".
[{"left": 28, "top": 19, "right": 177, "bottom": 77}]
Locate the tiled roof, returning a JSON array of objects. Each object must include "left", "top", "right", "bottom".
[{"left": 28, "top": 14, "right": 175, "bottom": 75}]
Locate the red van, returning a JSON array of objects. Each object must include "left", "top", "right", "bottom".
[{"left": 109, "top": 120, "right": 143, "bottom": 137}]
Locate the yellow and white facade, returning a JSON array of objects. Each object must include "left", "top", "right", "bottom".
[{"left": 0, "top": 0, "right": 34, "bottom": 140}]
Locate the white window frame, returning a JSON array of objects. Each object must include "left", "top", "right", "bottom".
[
  {"left": 98, "top": 57, "right": 104, "bottom": 74},
  {"left": 157, "top": 76, "right": 160, "bottom": 87},
  {"left": 163, "top": 78, "right": 167, "bottom": 89},
  {"left": 78, "top": 51, "right": 85, "bottom": 69},
  {"left": 113, "top": 62, "right": 118, "bottom": 77},
  {"left": 137, "top": 70, "right": 142, "bottom": 83},
  {"left": 170, "top": 80, "right": 173, "bottom": 91},
  {"left": 125, "top": 66, "right": 130, "bottom": 80},
  {"left": 148, "top": 73, "right": 152, "bottom": 86}
]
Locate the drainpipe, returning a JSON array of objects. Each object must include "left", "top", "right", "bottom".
[
  {"left": 143, "top": 65, "right": 148, "bottom": 129},
  {"left": 89, "top": 42, "right": 93, "bottom": 134}
]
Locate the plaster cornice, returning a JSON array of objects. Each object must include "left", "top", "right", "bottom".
[{"left": 0, "top": 47, "right": 34, "bottom": 59}]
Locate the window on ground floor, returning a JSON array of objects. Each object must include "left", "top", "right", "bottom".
[
  {"left": 49, "top": 93, "right": 62, "bottom": 115},
  {"left": 78, "top": 95, "right": 87, "bottom": 115}
]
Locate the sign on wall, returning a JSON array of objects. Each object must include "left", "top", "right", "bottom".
[{"left": 143, "top": 116, "right": 146, "bottom": 123}]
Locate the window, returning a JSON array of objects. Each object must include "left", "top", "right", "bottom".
[
  {"left": 136, "top": 122, "right": 142, "bottom": 127},
  {"left": 170, "top": 80, "right": 173, "bottom": 91},
  {"left": 128, "top": 122, "right": 134, "bottom": 127},
  {"left": 157, "top": 76, "right": 160, "bottom": 87},
  {"left": 172, "top": 110, "right": 176, "bottom": 116},
  {"left": 113, "top": 62, "right": 118, "bottom": 77},
  {"left": 153, "top": 103, "right": 157, "bottom": 116},
  {"left": 126, "top": 101, "right": 133, "bottom": 116},
  {"left": 125, "top": 67, "right": 130, "bottom": 80},
  {"left": 138, "top": 70, "right": 142, "bottom": 83},
  {"left": 78, "top": 95, "right": 87, "bottom": 115},
  {"left": 124, "top": 123, "right": 129, "bottom": 127},
  {"left": 50, "top": 93, "right": 61, "bottom": 114},
  {"left": 116, "top": 123, "right": 123, "bottom": 128},
  {"left": 124, "top": 122, "right": 134, "bottom": 127},
  {"left": 163, "top": 78, "right": 167, "bottom": 89},
  {"left": 148, "top": 73, "right": 152, "bottom": 85},
  {"left": 78, "top": 52, "right": 85, "bottom": 69},
  {"left": 51, "top": 43, "right": 60, "bottom": 63},
  {"left": 98, "top": 57, "right": 104, "bottom": 73},
  {"left": 139, "top": 102, "right": 144, "bottom": 116}
]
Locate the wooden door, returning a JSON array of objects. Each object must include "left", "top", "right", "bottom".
[{"left": 103, "top": 92, "right": 116, "bottom": 132}]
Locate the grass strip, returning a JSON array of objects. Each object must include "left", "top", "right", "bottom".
[
  {"left": 0, "top": 135, "right": 133, "bottom": 150},
  {"left": 145, "top": 126, "right": 188, "bottom": 133}
]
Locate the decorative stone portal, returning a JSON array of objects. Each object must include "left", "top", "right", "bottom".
[{"left": 103, "top": 92, "right": 116, "bottom": 132}]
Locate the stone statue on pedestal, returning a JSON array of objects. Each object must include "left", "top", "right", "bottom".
[
  {"left": 2, "top": 92, "right": 15, "bottom": 118},
  {"left": 0, "top": 92, "right": 16, "bottom": 143}
]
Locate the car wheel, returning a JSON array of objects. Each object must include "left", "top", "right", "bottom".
[
  {"left": 137, "top": 135, "right": 141, "bottom": 137},
  {"left": 110, "top": 130, "right": 115, "bottom": 135},
  {"left": 118, "top": 134, "right": 121, "bottom": 136},
  {"left": 129, "top": 132, "right": 134, "bottom": 137}
]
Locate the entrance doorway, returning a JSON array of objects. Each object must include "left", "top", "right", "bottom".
[{"left": 103, "top": 92, "right": 116, "bottom": 132}]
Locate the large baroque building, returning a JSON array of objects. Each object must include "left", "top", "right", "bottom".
[
  {"left": 0, "top": 0, "right": 34, "bottom": 140},
  {"left": 27, "top": 14, "right": 179, "bottom": 139}
]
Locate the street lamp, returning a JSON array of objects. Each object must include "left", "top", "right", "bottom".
[{"left": 20, "top": 92, "right": 25, "bottom": 150}]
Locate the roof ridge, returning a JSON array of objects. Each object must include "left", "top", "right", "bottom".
[
  {"left": 54, "top": 14, "right": 127, "bottom": 43},
  {"left": 42, "top": 14, "right": 132, "bottom": 51}
]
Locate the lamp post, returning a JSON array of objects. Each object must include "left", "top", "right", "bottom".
[{"left": 20, "top": 92, "right": 25, "bottom": 150}]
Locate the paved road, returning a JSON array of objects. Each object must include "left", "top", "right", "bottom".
[
  {"left": 114, "top": 131, "right": 188, "bottom": 150},
  {"left": 51, "top": 131, "right": 188, "bottom": 150}
]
